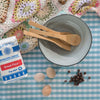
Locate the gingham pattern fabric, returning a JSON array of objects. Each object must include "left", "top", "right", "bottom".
[{"left": 0, "top": 12, "right": 100, "bottom": 100}]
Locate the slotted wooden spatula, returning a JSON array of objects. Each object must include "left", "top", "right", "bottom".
[
  {"left": 29, "top": 28, "right": 81, "bottom": 46},
  {"left": 29, "top": 21, "right": 71, "bottom": 35}
]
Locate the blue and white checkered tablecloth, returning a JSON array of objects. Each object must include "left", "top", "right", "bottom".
[{"left": 0, "top": 12, "right": 100, "bottom": 100}]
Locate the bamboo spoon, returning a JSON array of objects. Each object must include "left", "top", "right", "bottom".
[
  {"left": 29, "top": 21, "right": 71, "bottom": 35},
  {"left": 24, "top": 30, "right": 71, "bottom": 51},
  {"left": 29, "top": 28, "right": 81, "bottom": 46}
]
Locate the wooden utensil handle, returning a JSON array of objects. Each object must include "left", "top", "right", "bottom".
[
  {"left": 29, "top": 21, "right": 59, "bottom": 34},
  {"left": 24, "top": 30, "right": 53, "bottom": 42},
  {"left": 29, "top": 28, "right": 67, "bottom": 39}
]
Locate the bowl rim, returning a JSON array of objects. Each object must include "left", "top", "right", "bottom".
[{"left": 38, "top": 14, "right": 92, "bottom": 67}]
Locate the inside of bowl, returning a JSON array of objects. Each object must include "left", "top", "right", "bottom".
[{"left": 39, "top": 14, "right": 92, "bottom": 66}]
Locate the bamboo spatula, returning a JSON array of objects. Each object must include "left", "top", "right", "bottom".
[
  {"left": 29, "top": 28, "right": 81, "bottom": 46},
  {"left": 24, "top": 30, "right": 71, "bottom": 51},
  {"left": 29, "top": 21, "right": 71, "bottom": 35}
]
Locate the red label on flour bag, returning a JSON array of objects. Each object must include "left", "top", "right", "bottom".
[{"left": 0, "top": 59, "right": 22, "bottom": 71}]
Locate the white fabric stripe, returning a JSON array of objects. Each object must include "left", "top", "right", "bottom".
[
  {"left": 26, "top": 69, "right": 100, "bottom": 73},
  {"left": 0, "top": 89, "right": 100, "bottom": 93},
  {"left": 1, "top": 84, "right": 100, "bottom": 88},
  {"left": 0, "top": 94, "right": 100, "bottom": 98},
  {"left": 0, "top": 78, "right": 98, "bottom": 84}
]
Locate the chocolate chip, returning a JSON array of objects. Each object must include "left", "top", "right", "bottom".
[
  {"left": 68, "top": 70, "right": 71, "bottom": 73},
  {"left": 77, "top": 73, "right": 80, "bottom": 76},
  {"left": 77, "top": 69, "right": 80, "bottom": 73},
  {"left": 74, "top": 82, "right": 77, "bottom": 85},
  {"left": 69, "top": 80, "right": 72, "bottom": 82},
  {"left": 64, "top": 80, "right": 67, "bottom": 82},
  {"left": 80, "top": 72, "right": 82, "bottom": 75},
  {"left": 74, "top": 75, "right": 77, "bottom": 78},
  {"left": 73, "top": 78, "right": 75, "bottom": 81},
  {"left": 79, "top": 73, "right": 83, "bottom": 77},
  {"left": 77, "top": 76, "right": 80, "bottom": 79},
  {"left": 80, "top": 76, "right": 83, "bottom": 79},
  {"left": 84, "top": 72, "right": 86, "bottom": 75},
  {"left": 88, "top": 77, "right": 91, "bottom": 79},
  {"left": 70, "top": 77, "right": 73, "bottom": 82},
  {"left": 79, "top": 80, "right": 82, "bottom": 82},
  {"left": 76, "top": 78, "right": 78, "bottom": 81},
  {"left": 74, "top": 82, "right": 79, "bottom": 86},
  {"left": 71, "top": 77, "right": 73, "bottom": 80},
  {"left": 82, "top": 79, "right": 84, "bottom": 81},
  {"left": 77, "top": 83, "right": 79, "bottom": 86}
]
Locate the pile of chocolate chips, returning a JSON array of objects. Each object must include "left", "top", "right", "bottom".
[
  {"left": 64, "top": 69, "right": 91, "bottom": 86},
  {"left": 69, "top": 69, "right": 85, "bottom": 86}
]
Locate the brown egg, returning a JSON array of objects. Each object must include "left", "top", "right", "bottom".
[
  {"left": 34, "top": 73, "right": 45, "bottom": 82},
  {"left": 42, "top": 85, "right": 52, "bottom": 96},
  {"left": 46, "top": 67, "right": 56, "bottom": 78}
]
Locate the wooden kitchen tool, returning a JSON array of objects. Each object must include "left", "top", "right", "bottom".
[
  {"left": 29, "top": 28, "right": 81, "bottom": 46},
  {"left": 24, "top": 30, "right": 71, "bottom": 51},
  {"left": 28, "top": 21, "right": 71, "bottom": 35}
]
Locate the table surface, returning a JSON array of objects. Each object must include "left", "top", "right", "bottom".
[{"left": 0, "top": 12, "right": 100, "bottom": 100}]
